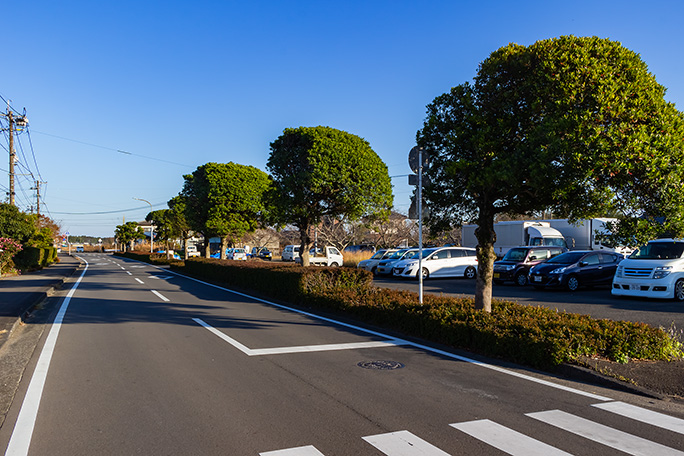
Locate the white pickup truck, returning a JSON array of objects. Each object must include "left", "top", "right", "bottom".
[{"left": 295, "top": 246, "right": 344, "bottom": 267}]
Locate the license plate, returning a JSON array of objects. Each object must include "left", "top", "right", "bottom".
[
  {"left": 630, "top": 284, "right": 641, "bottom": 290},
  {"left": 533, "top": 276, "right": 542, "bottom": 282},
  {"left": 493, "top": 273, "right": 500, "bottom": 279}
]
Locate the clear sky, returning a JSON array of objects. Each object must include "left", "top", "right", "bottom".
[{"left": 2, "top": 0, "right": 683, "bottom": 237}]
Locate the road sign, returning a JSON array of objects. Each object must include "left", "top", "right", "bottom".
[{"left": 408, "top": 146, "right": 429, "bottom": 173}]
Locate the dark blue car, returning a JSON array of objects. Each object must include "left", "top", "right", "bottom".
[{"left": 528, "top": 250, "right": 623, "bottom": 291}]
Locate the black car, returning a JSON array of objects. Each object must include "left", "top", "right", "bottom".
[
  {"left": 493, "top": 246, "right": 565, "bottom": 286},
  {"left": 528, "top": 250, "right": 623, "bottom": 291},
  {"left": 251, "top": 247, "right": 272, "bottom": 261}
]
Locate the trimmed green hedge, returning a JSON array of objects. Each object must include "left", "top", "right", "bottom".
[
  {"left": 13, "top": 246, "right": 58, "bottom": 271},
  {"left": 116, "top": 251, "right": 184, "bottom": 267},
  {"left": 117, "top": 254, "right": 683, "bottom": 370}
]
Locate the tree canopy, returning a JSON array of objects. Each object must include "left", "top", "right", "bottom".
[
  {"left": 115, "top": 222, "right": 145, "bottom": 252},
  {"left": 267, "top": 126, "right": 393, "bottom": 265},
  {"left": 417, "top": 36, "right": 684, "bottom": 311},
  {"left": 181, "top": 162, "right": 271, "bottom": 258}
]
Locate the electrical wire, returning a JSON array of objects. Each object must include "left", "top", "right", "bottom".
[{"left": 50, "top": 201, "right": 166, "bottom": 215}]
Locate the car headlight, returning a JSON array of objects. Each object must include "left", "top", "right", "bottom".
[
  {"left": 549, "top": 267, "right": 566, "bottom": 275},
  {"left": 653, "top": 266, "right": 672, "bottom": 279},
  {"left": 505, "top": 265, "right": 516, "bottom": 271},
  {"left": 616, "top": 266, "right": 623, "bottom": 278}
]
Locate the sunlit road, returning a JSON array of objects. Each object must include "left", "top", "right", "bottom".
[{"left": 1, "top": 254, "right": 683, "bottom": 455}]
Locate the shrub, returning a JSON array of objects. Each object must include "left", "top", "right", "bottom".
[
  {"left": 115, "top": 253, "right": 684, "bottom": 370},
  {"left": 12, "top": 246, "right": 57, "bottom": 271}
]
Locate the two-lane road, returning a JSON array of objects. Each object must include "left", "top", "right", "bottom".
[{"left": 2, "top": 254, "right": 683, "bottom": 455}]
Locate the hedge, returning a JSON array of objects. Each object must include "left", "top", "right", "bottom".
[
  {"left": 13, "top": 246, "right": 58, "bottom": 271},
  {"left": 115, "top": 254, "right": 683, "bottom": 370}
]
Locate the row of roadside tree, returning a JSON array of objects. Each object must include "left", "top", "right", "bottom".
[{"left": 118, "top": 36, "right": 684, "bottom": 313}]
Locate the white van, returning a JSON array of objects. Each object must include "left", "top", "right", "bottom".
[
  {"left": 612, "top": 239, "right": 684, "bottom": 301},
  {"left": 281, "top": 245, "right": 300, "bottom": 262}
]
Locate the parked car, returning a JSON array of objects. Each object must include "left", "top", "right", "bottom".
[
  {"left": 295, "top": 246, "right": 343, "bottom": 266},
  {"left": 281, "top": 245, "right": 300, "bottom": 261},
  {"left": 375, "top": 249, "right": 418, "bottom": 275},
  {"left": 493, "top": 246, "right": 565, "bottom": 286},
  {"left": 186, "top": 245, "right": 201, "bottom": 257},
  {"left": 357, "top": 249, "right": 397, "bottom": 274},
  {"left": 251, "top": 247, "right": 273, "bottom": 261},
  {"left": 393, "top": 247, "right": 478, "bottom": 279},
  {"left": 528, "top": 250, "right": 623, "bottom": 291},
  {"left": 612, "top": 238, "right": 684, "bottom": 301},
  {"left": 227, "top": 248, "right": 247, "bottom": 260}
]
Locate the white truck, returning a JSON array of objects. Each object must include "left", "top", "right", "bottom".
[
  {"left": 541, "top": 218, "right": 631, "bottom": 254},
  {"left": 462, "top": 221, "right": 567, "bottom": 258},
  {"left": 295, "top": 246, "right": 344, "bottom": 266}
]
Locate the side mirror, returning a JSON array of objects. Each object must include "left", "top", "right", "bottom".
[
  {"left": 529, "top": 256, "right": 537, "bottom": 261},
  {"left": 579, "top": 261, "right": 588, "bottom": 267}
]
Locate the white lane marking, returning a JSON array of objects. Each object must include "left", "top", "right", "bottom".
[
  {"left": 260, "top": 446, "right": 325, "bottom": 456},
  {"left": 151, "top": 290, "right": 170, "bottom": 302},
  {"left": 135, "top": 278, "right": 144, "bottom": 284},
  {"left": 149, "top": 275, "right": 172, "bottom": 280},
  {"left": 5, "top": 258, "right": 89, "bottom": 456},
  {"left": 125, "top": 271, "right": 132, "bottom": 275},
  {"left": 362, "top": 430, "right": 450, "bottom": 455},
  {"left": 450, "top": 419, "right": 572, "bottom": 455},
  {"left": 593, "top": 401, "right": 684, "bottom": 435},
  {"left": 527, "top": 410, "right": 684, "bottom": 456},
  {"left": 193, "top": 318, "right": 406, "bottom": 356},
  {"left": 137, "top": 260, "right": 612, "bottom": 402}
]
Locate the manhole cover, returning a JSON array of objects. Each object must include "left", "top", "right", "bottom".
[{"left": 357, "top": 360, "right": 405, "bottom": 370}]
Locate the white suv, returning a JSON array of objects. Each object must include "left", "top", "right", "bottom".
[
  {"left": 393, "top": 247, "right": 477, "bottom": 279},
  {"left": 612, "top": 239, "right": 684, "bottom": 301}
]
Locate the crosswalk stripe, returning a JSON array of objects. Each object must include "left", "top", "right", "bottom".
[
  {"left": 362, "top": 430, "right": 450, "bottom": 455},
  {"left": 260, "top": 445, "right": 325, "bottom": 455},
  {"left": 450, "top": 419, "right": 572, "bottom": 455},
  {"left": 527, "top": 410, "right": 684, "bottom": 456},
  {"left": 593, "top": 401, "right": 684, "bottom": 435}
]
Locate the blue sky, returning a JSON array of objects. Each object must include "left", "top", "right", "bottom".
[{"left": 3, "top": 0, "right": 683, "bottom": 237}]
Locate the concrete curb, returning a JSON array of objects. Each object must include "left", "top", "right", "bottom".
[{"left": 556, "top": 363, "right": 666, "bottom": 400}]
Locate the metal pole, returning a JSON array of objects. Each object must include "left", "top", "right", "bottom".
[
  {"left": 8, "top": 107, "right": 15, "bottom": 206},
  {"left": 134, "top": 198, "right": 154, "bottom": 253},
  {"left": 418, "top": 147, "right": 424, "bottom": 304}
]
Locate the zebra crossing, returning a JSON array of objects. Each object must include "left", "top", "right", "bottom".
[{"left": 260, "top": 401, "right": 684, "bottom": 455}]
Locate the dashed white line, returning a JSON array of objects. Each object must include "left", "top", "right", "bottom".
[
  {"left": 151, "top": 290, "right": 170, "bottom": 302},
  {"left": 135, "top": 278, "right": 144, "bottom": 284}
]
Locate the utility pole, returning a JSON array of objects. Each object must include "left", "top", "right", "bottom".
[
  {"left": 2, "top": 103, "right": 28, "bottom": 206},
  {"left": 31, "top": 180, "right": 45, "bottom": 215}
]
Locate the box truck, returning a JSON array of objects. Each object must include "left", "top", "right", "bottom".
[{"left": 462, "top": 221, "right": 567, "bottom": 257}]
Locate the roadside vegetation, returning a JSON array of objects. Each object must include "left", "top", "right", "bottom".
[{"left": 115, "top": 252, "right": 683, "bottom": 371}]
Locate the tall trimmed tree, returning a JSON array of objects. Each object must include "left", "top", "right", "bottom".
[
  {"left": 418, "top": 36, "right": 684, "bottom": 312},
  {"left": 267, "top": 126, "right": 393, "bottom": 266}
]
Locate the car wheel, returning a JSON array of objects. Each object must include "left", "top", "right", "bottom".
[
  {"left": 674, "top": 279, "right": 684, "bottom": 302},
  {"left": 515, "top": 272, "right": 528, "bottom": 286},
  {"left": 371, "top": 266, "right": 377, "bottom": 274},
  {"left": 566, "top": 275, "right": 580, "bottom": 291},
  {"left": 420, "top": 268, "right": 429, "bottom": 279},
  {"left": 330, "top": 262, "right": 339, "bottom": 267},
  {"left": 464, "top": 266, "right": 476, "bottom": 279}
]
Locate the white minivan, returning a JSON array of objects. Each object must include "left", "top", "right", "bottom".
[
  {"left": 612, "top": 239, "right": 684, "bottom": 301},
  {"left": 281, "top": 245, "right": 300, "bottom": 262}
]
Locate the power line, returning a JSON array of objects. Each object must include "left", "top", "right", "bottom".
[
  {"left": 31, "top": 130, "right": 194, "bottom": 168},
  {"left": 50, "top": 201, "right": 167, "bottom": 215}
]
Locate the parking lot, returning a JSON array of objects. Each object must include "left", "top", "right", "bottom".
[{"left": 372, "top": 275, "right": 684, "bottom": 331}]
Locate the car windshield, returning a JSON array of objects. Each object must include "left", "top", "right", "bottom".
[
  {"left": 629, "top": 242, "right": 684, "bottom": 260},
  {"left": 387, "top": 250, "right": 408, "bottom": 260},
  {"left": 370, "top": 250, "right": 386, "bottom": 259},
  {"left": 402, "top": 250, "right": 418, "bottom": 260},
  {"left": 546, "top": 252, "right": 585, "bottom": 264},
  {"left": 502, "top": 248, "right": 528, "bottom": 262}
]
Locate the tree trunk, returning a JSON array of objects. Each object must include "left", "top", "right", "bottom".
[
  {"left": 298, "top": 224, "right": 313, "bottom": 266},
  {"left": 166, "top": 240, "right": 171, "bottom": 260},
  {"left": 183, "top": 234, "right": 190, "bottom": 260},
  {"left": 204, "top": 235, "right": 211, "bottom": 258},
  {"left": 220, "top": 236, "right": 228, "bottom": 260},
  {"left": 473, "top": 210, "right": 497, "bottom": 312}
]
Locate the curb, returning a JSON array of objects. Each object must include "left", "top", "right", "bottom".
[{"left": 557, "top": 363, "right": 666, "bottom": 400}]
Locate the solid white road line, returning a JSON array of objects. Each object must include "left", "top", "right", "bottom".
[
  {"left": 527, "top": 410, "right": 684, "bottom": 456},
  {"left": 260, "top": 446, "right": 325, "bottom": 456},
  {"left": 593, "top": 401, "right": 684, "bottom": 435},
  {"left": 450, "top": 419, "right": 572, "bottom": 455},
  {"left": 151, "top": 290, "right": 170, "bottom": 302},
  {"left": 135, "top": 278, "right": 144, "bottom": 284},
  {"left": 362, "top": 430, "right": 450, "bottom": 455},
  {"left": 193, "top": 318, "right": 406, "bottom": 356},
  {"left": 140, "top": 260, "right": 613, "bottom": 402},
  {"left": 4, "top": 258, "right": 89, "bottom": 456}
]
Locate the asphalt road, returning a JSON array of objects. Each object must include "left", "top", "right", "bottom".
[
  {"left": 373, "top": 274, "right": 684, "bottom": 331},
  {"left": 1, "top": 253, "right": 684, "bottom": 455}
]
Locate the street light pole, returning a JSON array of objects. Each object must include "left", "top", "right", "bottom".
[{"left": 133, "top": 197, "right": 154, "bottom": 253}]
